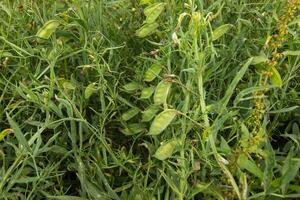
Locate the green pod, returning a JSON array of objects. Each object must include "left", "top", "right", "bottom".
[
  {"left": 36, "top": 20, "right": 60, "bottom": 40},
  {"left": 148, "top": 109, "right": 177, "bottom": 135},
  {"left": 153, "top": 80, "right": 172, "bottom": 105}
]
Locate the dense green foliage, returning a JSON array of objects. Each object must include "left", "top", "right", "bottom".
[{"left": 0, "top": 0, "right": 300, "bottom": 199}]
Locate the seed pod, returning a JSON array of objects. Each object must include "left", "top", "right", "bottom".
[
  {"left": 142, "top": 105, "right": 160, "bottom": 122},
  {"left": 136, "top": 22, "right": 159, "bottom": 38},
  {"left": 121, "top": 107, "right": 140, "bottom": 121},
  {"left": 154, "top": 139, "right": 179, "bottom": 160},
  {"left": 140, "top": 86, "right": 155, "bottom": 99},
  {"left": 144, "top": 3, "right": 166, "bottom": 24},
  {"left": 148, "top": 109, "right": 177, "bottom": 135},
  {"left": 123, "top": 82, "right": 140, "bottom": 92},
  {"left": 144, "top": 64, "right": 162, "bottom": 82},
  {"left": 121, "top": 123, "right": 146, "bottom": 136},
  {"left": 84, "top": 83, "right": 97, "bottom": 100},
  {"left": 153, "top": 80, "right": 171, "bottom": 105},
  {"left": 36, "top": 20, "right": 60, "bottom": 40},
  {"left": 212, "top": 24, "right": 233, "bottom": 41}
]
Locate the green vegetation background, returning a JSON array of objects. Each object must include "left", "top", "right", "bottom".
[{"left": 0, "top": 0, "right": 299, "bottom": 199}]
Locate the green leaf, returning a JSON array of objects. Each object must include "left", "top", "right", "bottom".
[
  {"left": 47, "top": 196, "right": 87, "bottom": 200},
  {"left": 144, "top": 3, "right": 165, "bottom": 24},
  {"left": 282, "top": 50, "right": 300, "bottom": 56},
  {"left": 148, "top": 109, "right": 177, "bottom": 135},
  {"left": 6, "top": 113, "right": 31, "bottom": 152},
  {"left": 251, "top": 56, "right": 268, "bottom": 65},
  {"left": 237, "top": 154, "right": 264, "bottom": 180},
  {"left": 121, "top": 107, "right": 140, "bottom": 121},
  {"left": 136, "top": 22, "right": 159, "bottom": 38},
  {"left": 139, "top": 0, "right": 153, "bottom": 5},
  {"left": 0, "top": 50, "right": 13, "bottom": 58},
  {"left": 140, "top": 87, "right": 155, "bottom": 99},
  {"left": 144, "top": 64, "right": 162, "bottom": 82},
  {"left": 269, "top": 67, "right": 282, "bottom": 87},
  {"left": 84, "top": 83, "right": 97, "bottom": 99},
  {"left": 63, "top": 81, "right": 76, "bottom": 91},
  {"left": 212, "top": 24, "right": 233, "bottom": 41},
  {"left": 0, "top": 128, "right": 13, "bottom": 141},
  {"left": 154, "top": 139, "right": 179, "bottom": 160},
  {"left": 36, "top": 20, "right": 60, "bottom": 40}
]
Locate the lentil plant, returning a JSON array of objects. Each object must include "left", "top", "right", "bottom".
[{"left": 0, "top": 0, "right": 300, "bottom": 200}]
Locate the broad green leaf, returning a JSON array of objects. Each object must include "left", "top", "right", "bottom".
[
  {"left": 154, "top": 139, "right": 179, "bottom": 160},
  {"left": 269, "top": 67, "right": 282, "bottom": 87},
  {"left": 141, "top": 105, "right": 160, "bottom": 122},
  {"left": 148, "top": 109, "right": 177, "bottom": 135},
  {"left": 237, "top": 154, "right": 264, "bottom": 180},
  {"left": 251, "top": 56, "right": 268, "bottom": 65},
  {"left": 140, "top": 87, "right": 155, "bottom": 99},
  {"left": 36, "top": 20, "right": 60, "bottom": 39},
  {"left": 121, "top": 123, "right": 146, "bottom": 136},
  {"left": 240, "top": 123, "right": 250, "bottom": 148},
  {"left": 153, "top": 80, "right": 172, "bottom": 105},
  {"left": 144, "top": 64, "right": 162, "bottom": 82},
  {"left": 123, "top": 82, "right": 140, "bottom": 92},
  {"left": 0, "top": 128, "right": 13, "bottom": 141},
  {"left": 136, "top": 22, "right": 159, "bottom": 38},
  {"left": 63, "top": 81, "right": 75, "bottom": 90},
  {"left": 212, "top": 24, "right": 233, "bottom": 41},
  {"left": 121, "top": 107, "right": 140, "bottom": 121},
  {"left": 84, "top": 83, "right": 97, "bottom": 99},
  {"left": 0, "top": 50, "right": 12, "bottom": 58},
  {"left": 144, "top": 3, "right": 166, "bottom": 24},
  {"left": 220, "top": 137, "right": 231, "bottom": 154}
]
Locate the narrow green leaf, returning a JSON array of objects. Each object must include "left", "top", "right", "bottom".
[
  {"left": 0, "top": 128, "right": 13, "bottom": 141},
  {"left": 282, "top": 50, "right": 300, "bottom": 56},
  {"left": 158, "top": 169, "right": 181, "bottom": 195},
  {"left": 219, "top": 58, "right": 252, "bottom": 112},
  {"left": 47, "top": 196, "right": 87, "bottom": 200},
  {"left": 6, "top": 113, "right": 31, "bottom": 151}
]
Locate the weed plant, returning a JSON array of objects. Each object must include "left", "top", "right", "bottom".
[{"left": 0, "top": 0, "right": 300, "bottom": 199}]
